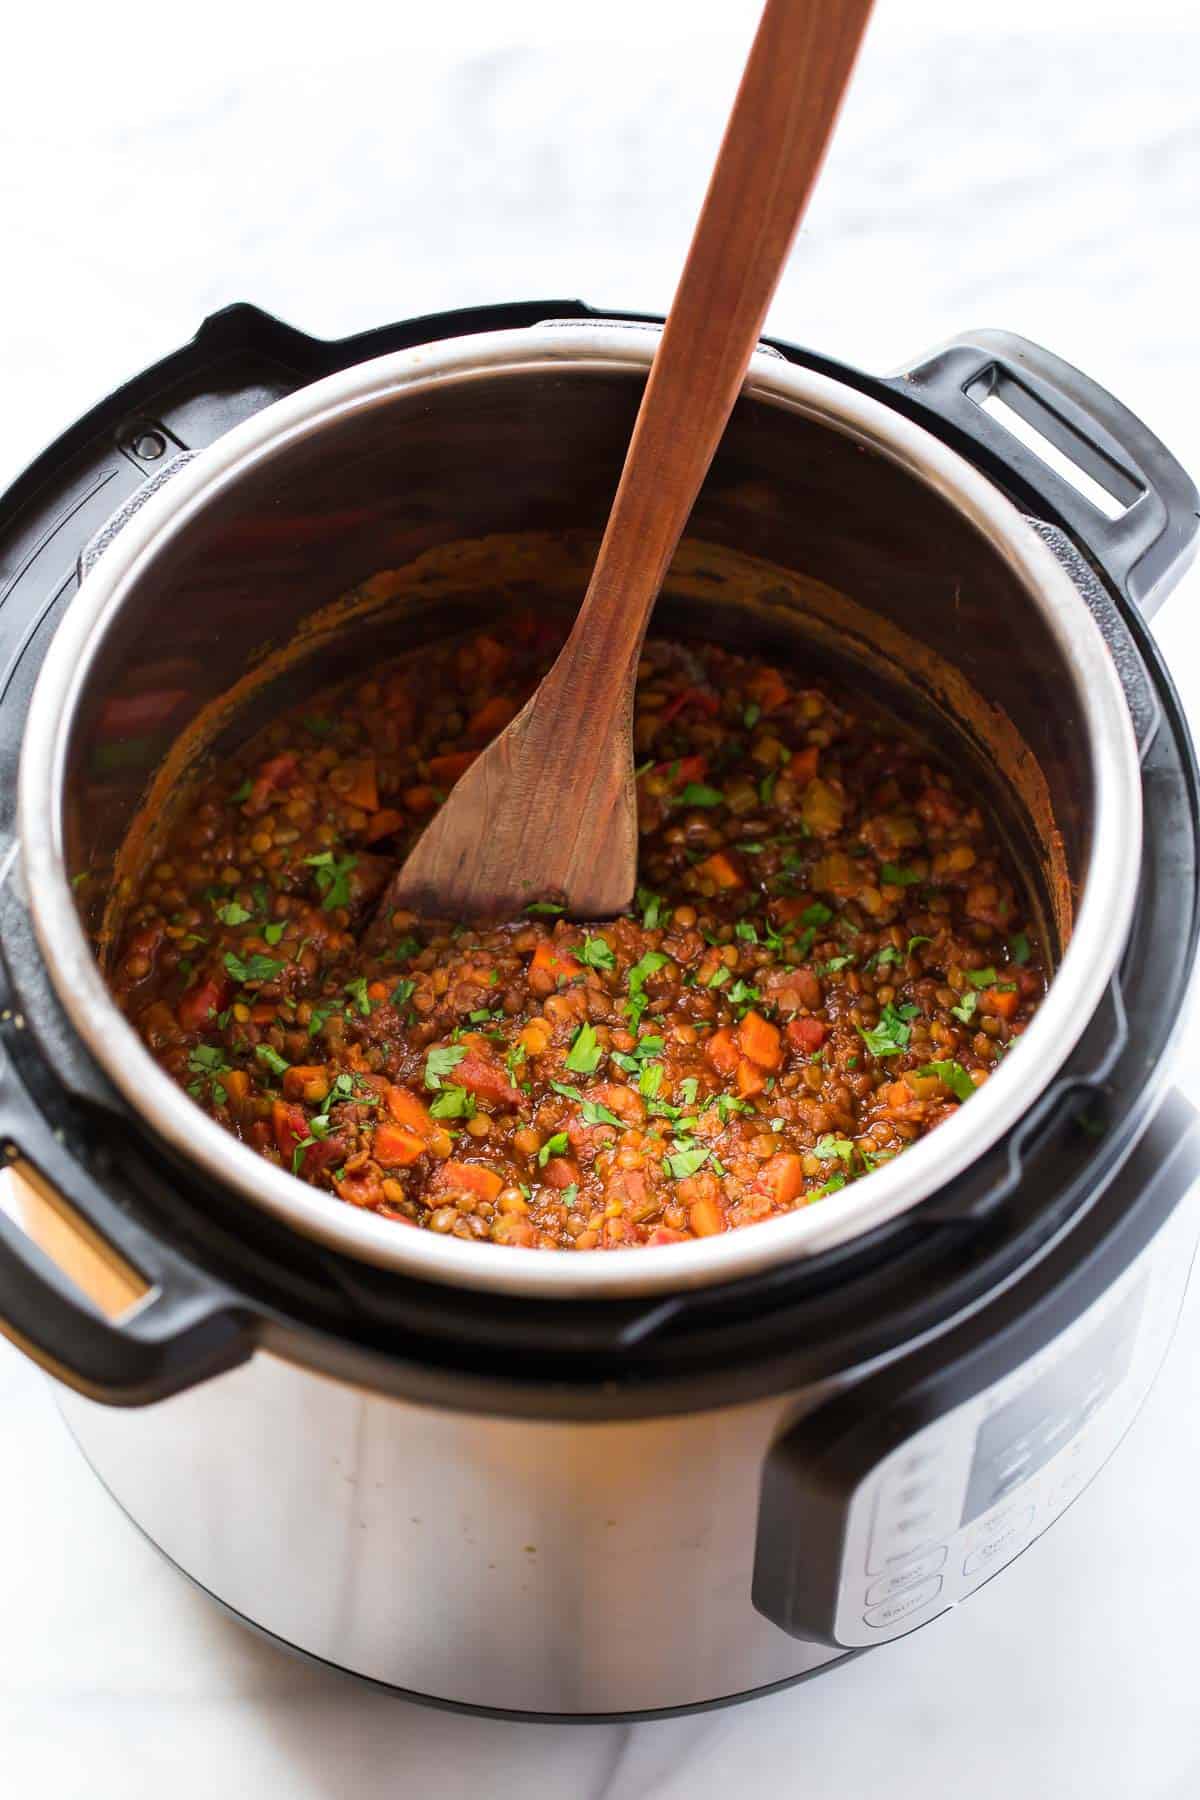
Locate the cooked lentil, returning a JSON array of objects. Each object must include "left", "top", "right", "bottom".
[{"left": 110, "top": 614, "right": 1045, "bottom": 1251}]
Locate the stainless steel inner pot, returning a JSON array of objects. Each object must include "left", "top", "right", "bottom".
[{"left": 16, "top": 323, "right": 1142, "bottom": 1300}]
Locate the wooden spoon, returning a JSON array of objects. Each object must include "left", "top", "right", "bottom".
[{"left": 374, "top": 0, "right": 875, "bottom": 929}]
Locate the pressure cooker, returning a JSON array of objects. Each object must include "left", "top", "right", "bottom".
[{"left": 0, "top": 299, "right": 1196, "bottom": 1718}]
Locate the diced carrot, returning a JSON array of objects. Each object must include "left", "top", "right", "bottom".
[
  {"left": 658, "top": 686, "right": 720, "bottom": 728},
  {"left": 250, "top": 1002, "right": 277, "bottom": 1024},
  {"left": 759, "top": 1153, "right": 804, "bottom": 1205},
  {"left": 434, "top": 1161, "right": 504, "bottom": 1203},
  {"left": 341, "top": 756, "right": 379, "bottom": 812},
  {"left": 404, "top": 787, "right": 437, "bottom": 813},
  {"left": 786, "top": 1016, "right": 828, "bottom": 1054},
  {"left": 427, "top": 750, "right": 478, "bottom": 785},
  {"left": 649, "top": 1226, "right": 689, "bottom": 1246},
  {"left": 982, "top": 986, "right": 1020, "bottom": 1020},
  {"left": 385, "top": 1085, "right": 437, "bottom": 1138},
  {"left": 736, "top": 1057, "right": 767, "bottom": 1098},
  {"left": 738, "top": 1010, "right": 782, "bottom": 1070},
  {"left": 530, "top": 940, "right": 582, "bottom": 982},
  {"left": 283, "top": 1064, "right": 331, "bottom": 1103},
  {"left": 746, "top": 666, "right": 789, "bottom": 715},
  {"left": 788, "top": 746, "right": 820, "bottom": 785},
  {"left": 363, "top": 807, "right": 406, "bottom": 843},
  {"left": 372, "top": 1123, "right": 427, "bottom": 1167},
  {"left": 689, "top": 1195, "right": 726, "bottom": 1236},
  {"left": 543, "top": 1157, "right": 581, "bottom": 1190},
  {"left": 223, "top": 1069, "right": 250, "bottom": 1105},
  {"left": 271, "top": 1099, "right": 309, "bottom": 1160},
  {"left": 177, "top": 976, "right": 229, "bottom": 1031},
  {"left": 366, "top": 980, "right": 390, "bottom": 1002},
  {"left": 695, "top": 850, "right": 744, "bottom": 890},
  {"left": 469, "top": 695, "right": 518, "bottom": 737},
  {"left": 706, "top": 1027, "right": 740, "bottom": 1075}
]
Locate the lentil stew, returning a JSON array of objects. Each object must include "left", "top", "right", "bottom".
[{"left": 110, "top": 612, "right": 1045, "bottom": 1252}]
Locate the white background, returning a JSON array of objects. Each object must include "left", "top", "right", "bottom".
[{"left": 3, "top": 2, "right": 1200, "bottom": 1794}]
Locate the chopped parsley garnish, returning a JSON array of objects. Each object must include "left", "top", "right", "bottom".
[
  {"left": 424, "top": 1045, "right": 467, "bottom": 1090},
  {"left": 638, "top": 1061, "right": 664, "bottom": 1100},
  {"left": 811, "top": 1170, "right": 848, "bottom": 1199},
  {"left": 344, "top": 976, "right": 372, "bottom": 1017},
  {"left": 907, "top": 935, "right": 932, "bottom": 955},
  {"left": 636, "top": 886, "right": 669, "bottom": 930},
  {"left": 429, "top": 1085, "right": 475, "bottom": 1120},
  {"left": 814, "top": 1134, "right": 855, "bottom": 1164},
  {"left": 263, "top": 922, "right": 285, "bottom": 946},
  {"left": 579, "top": 934, "right": 616, "bottom": 971},
  {"left": 303, "top": 714, "right": 334, "bottom": 737},
  {"left": 255, "top": 1043, "right": 290, "bottom": 1078},
  {"left": 215, "top": 901, "right": 252, "bottom": 926},
  {"left": 715, "top": 1093, "right": 752, "bottom": 1123},
  {"left": 538, "top": 1131, "right": 570, "bottom": 1167},
  {"left": 224, "top": 950, "right": 282, "bottom": 985},
  {"left": 230, "top": 778, "right": 253, "bottom": 804},
  {"left": 866, "top": 945, "right": 901, "bottom": 972},
  {"left": 565, "top": 1022, "right": 604, "bottom": 1076},
  {"left": 187, "top": 1045, "right": 230, "bottom": 1076},
  {"left": 390, "top": 978, "right": 416, "bottom": 1012},
  {"left": 966, "top": 966, "right": 997, "bottom": 988},
  {"left": 389, "top": 935, "right": 421, "bottom": 962},
  {"left": 560, "top": 1182, "right": 579, "bottom": 1209},
  {"left": 665, "top": 1141, "right": 710, "bottom": 1180},
  {"left": 726, "top": 978, "right": 761, "bottom": 1011},
  {"left": 678, "top": 782, "right": 724, "bottom": 809},
  {"left": 624, "top": 950, "right": 670, "bottom": 1029},
  {"left": 743, "top": 702, "right": 761, "bottom": 729},
  {"left": 802, "top": 902, "right": 833, "bottom": 927},
  {"left": 858, "top": 1001, "right": 920, "bottom": 1057},
  {"left": 819, "top": 954, "right": 855, "bottom": 974},
  {"left": 880, "top": 862, "right": 921, "bottom": 886},
  {"left": 304, "top": 850, "right": 358, "bottom": 911},
  {"left": 678, "top": 1076, "right": 699, "bottom": 1107},
  {"left": 919, "top": 1060, "right": 977, "bottom": 1102},
  {"left": 758, "top": 769, "right": 778, "bottom": 806},
  {"left": 307, "top": 1002, "right": 337, "bottom": 1038},
  {"left": 549, "top": 1081, "right": 623, "bottom": 1128},
  {"left": 1010, "top": 931, "right": 1032, "bottom": 965},
  {"left": 524, "top": 899, "right": 565, "bottom": 915},
  {"left": 703, "top": 964, "right": 731, "bottom": 988},
  {"left": 951, "top": 989, "right": 979, "bottom": 1025}
]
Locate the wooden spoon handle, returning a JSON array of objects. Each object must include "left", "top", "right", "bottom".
[{"left": 559, "top": 0, "right": 875, "bottom": 714}]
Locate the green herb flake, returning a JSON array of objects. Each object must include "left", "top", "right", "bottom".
[
  {"left": 952, "top": 989, "right": 980, "bottom": 1026},
  {"left": 579, "top": 934, "right": 616, "bottom": 972},
  {"left": 255, "top": 1043, "right": 290, "bottom": 1078},
  {"left": 819, "top": 954, "right": 855, "bottom": 974},
  {"left": 187, "top": 1045, "right": 230, "bottom": 1076},
  {"left": 424, "top": 1045, "right": 468, "bottom": 1090},
  {"left": 814, "top": 1134, "right": 855, "bottom": 1164},
  {"left": 811, "top": 1170, "right": 848, "bottom": 1199},
  {"left": 678, "top": 1076, "right": 699, "bottom": 1107},
  {"left": 215, "top": 901, "right": 252, "bottom": 927},
  {"left": 524, "top": 899, "right": 565, "bottom": 915},
  {"left": 303, "top": 849, "right": 359, "bottom": 912},
  {"left": 538, "top": 1131, "right": 570, "bottom": 1167},
  {"left": 703, "top": 964, "right": 731, "bottom": 989},
  {"left": 390, "top": 978, "right": 416, "bottom": 1012},
  {"left": 858, "top": 1000, "right": 920, "bottom": 1058},
  {"left": 428, "top": 1085, "right": 474, "bottom": 1120},
  {"left": 743, "top": 702, "right": 761, "bottom": 729},
  {"left": 759, "top": 769, "right": 778, "bottom": 806},
  {"left": 919, "top": 1060, "right": 977, "bottom": 1102},
  {"left": 344, "top": 975, "right": 372, "bottom": 1017},
  {"left": 880, "top": 862, "right": 921, "bottom": 887},
  {"left": 678, "top": 782, "right": 724, "bottom": 809},
  {"left": 230, "top": 778, "right": 253, "bottom": 804},
  {"left": 801, "top": 902, "right": 833, "bottom": 927},
  {"left": 665, "top": 1141, "right": 710, "bottom": 1180},
  {"left": 224, "top": 950, "right": 282, "bottom": 985},
  {"left": 1010, "top": 931, "right": 1032, "bottom": 965},
  {"left": 636, "top": 886, "right": 669, "bottom": 930},
  {"left": 565, "top": 1022, "right": 604, "bottom": 1076},
  {"left": 966, "top": 966, "right": 997, "bottom": 989},
  {"left": 560, "top": 1182, "right": 579, "bottom": 1209},
  {"left": 866, "top": 945, "right": 901, "bottom": 972}
]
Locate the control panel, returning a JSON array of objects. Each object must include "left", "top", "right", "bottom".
[{"left": 753, "top": 1103, "right": 1200, "bottom": 1650}]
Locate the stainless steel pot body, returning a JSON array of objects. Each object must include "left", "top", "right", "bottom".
[{"left": 17, "top": 323, "right": 1143, "bottom": 1300}]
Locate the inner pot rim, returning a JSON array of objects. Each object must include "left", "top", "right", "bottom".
[{"left": 16, "top": 325, "right": 1143, "bottom": 1300}]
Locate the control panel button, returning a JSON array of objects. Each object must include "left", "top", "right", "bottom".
[
  {"left": 963, "top": 1505, "right": 1035, "bottom": 1579},
  {"left": 866, "top": 1546, "right": 948, "bottom": 1607},
  {"left": 863, "top": 1574, "right": 944, "bottom": 1631}
]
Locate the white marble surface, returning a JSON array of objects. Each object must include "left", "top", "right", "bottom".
[{"left": 4, "top": 3, "right": 1200, "bottom": 1794}]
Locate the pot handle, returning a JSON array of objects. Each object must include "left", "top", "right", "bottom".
[
  {"left": 0, "top": 1125, "right": 253, "bottom": 1407},
  {"left": 893, "top": 331, "right": 1199, "bottom": 616}
]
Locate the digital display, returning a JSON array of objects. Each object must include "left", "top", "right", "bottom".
[{"left": 961, "top": 1279, "right": 1145, "bottom": 1526}]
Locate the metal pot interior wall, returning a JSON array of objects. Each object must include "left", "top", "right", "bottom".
[{"left": 64, "top": 366, "right": 1087, "bottom": 958}]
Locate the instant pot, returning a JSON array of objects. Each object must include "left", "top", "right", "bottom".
[{"left": 0, "top": 299, "right": 1197, "bottom": 1718}]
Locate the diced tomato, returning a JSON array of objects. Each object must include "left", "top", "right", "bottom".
[
  {"left": 341, "top": 756, "right": 379, "bottom": 813},
  {"left": 642, "top": 753, "right": 708, "bottom": 793},
  {"left": 657, "top": 686, "right": 720, "bottom": 728},
  {"left": 372, "top": 1123, "right": 427, "bottom": 1168},
  {"left": 787, "top": 746, "right": 820, "bottom": 785},
  {"left": 543, "top": 1157, "right": 581, "bottom": 1190},
  {"left": 456, "top": 1050, "right": 523, "bottom": 1108},
  {"left": 737, "top": 1009, "right": 782, "bottom": 1070},
  {"left": 706, "top": 1027, "right": 740, "bottom": 1075},
  {"left": 271, "top": 1099, "right": 310, "bottom": 1161},
  {"left": 649, "top": 1226, "right": 689, "bottom": 1246},
  {"left": 427, "top": 750, "right": 479, "bottom": 785},
  {"left": 759, "top": 1153, "right": 805, "bottom": 1205},
  {"left": 335, "top": 1169, "right": 386, "bottom": 1209},
  {"left": 177, "top": 975, "right": 230, "bottom": 1031},
  {"left": 434, "top": 1162, "right": 504, "bottom": 1203},
  {"left": 245, "top": 752, "right": 299, "bottom": 816},
  {"left": 694, "top": 850, "right": 744, "bottom": 890},
  {"left": 787, "top": 1016, "right": 828, "bottom": 1054}
]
